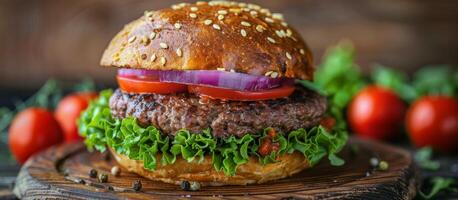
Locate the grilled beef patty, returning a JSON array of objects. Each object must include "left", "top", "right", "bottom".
[{"left": 109, "top": 87, "right": 327, "bottom": 138}]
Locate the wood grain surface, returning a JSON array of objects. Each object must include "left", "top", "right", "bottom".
[{"left": 13, "top": 137, "right": 418, "bottom": 199}]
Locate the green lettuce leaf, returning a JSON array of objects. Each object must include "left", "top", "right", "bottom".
[{"left": 79, "top": 90, "right": 348, "bottom": 176}]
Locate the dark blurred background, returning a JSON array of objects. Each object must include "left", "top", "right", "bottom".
[{"left": 1, "top": 0, "right": 457, "bottom": 92}]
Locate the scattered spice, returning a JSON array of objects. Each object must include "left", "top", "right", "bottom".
[
  {"left": 378, "top": 160, "right": 389, "bottom": 171},
  {"left": 111, "top": 166, "right": 121, "bottom": 177},
  {"left": 89, "top": 169, "right": 98, "bottom": 178},
  {"left": 181, "top": 180, "right": 191, "bottom": 191},
  {"left": 98, "top": 173, "right": 108, "bottom": 183},
  {"left": 369, "top": 157, "right": 380, "bottom": 168},
  {"left": 63, "top": 169, "right": 70, "bottom": 176},
  {"left": 132, "top": 180, "right": 142, "bottom": 191},
  {"left": 190, "top": 181, "right": 201, "bottom": 191}
]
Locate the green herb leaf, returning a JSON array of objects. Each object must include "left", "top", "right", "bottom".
[
  {"left": 299, "top": 42, "right": 366, "bottom": 130},
  {"left": 420, "top": 177, "right": 457, "bottom": 199},
  {"left": 414, "top": 147, "right": 440, "bottom": 171},
  {"left": 371, "top": 65, "right": 418, "bottom": 102},
  {"left": 412, "top": 65, "right": 457, "bottom": 97},
  {"left": 79, "top": 90, "right": 349, "bottom": 176},
  {"left": 72, "top": 78, "right": 97, "bottom": 92}
]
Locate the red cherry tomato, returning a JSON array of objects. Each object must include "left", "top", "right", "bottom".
[
  {"left": 188, "top": 84, "right": 295, "bottom": 101},
  {"left": 348, "top": 85, "right": 406, "bottom": 141},
  {"left": 406, "top": 96, "right": 458, "bottom": 152},
  {"left": 117, "top": 76, "right": 188, "bottom": 94},
  {"left": 8, "top": 108, "right": 63, "bottom": 164},
  {"left": 55, "top": 92, "right": 98, "bottom": 143}
]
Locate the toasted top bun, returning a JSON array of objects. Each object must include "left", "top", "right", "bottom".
[
  {"left": 111, "top": 148, "right": 310, "bottom": 186},
  {"left": 100, "top": 1, "right": 314, "bottom": 80}
]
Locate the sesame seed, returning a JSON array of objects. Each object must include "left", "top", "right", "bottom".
[
  {"left": 141, "top": 54, "right": 147, "bottom": 60},
  {"left": 250, "top": 10, "right": 258, "bottom": 17},
  {"left": 178, "top": 3, "right": 187, "bottom": 7},
  {"left": 160, "top": 42, "right": 168, "bottom": 49},
  {"left": 144, "top": 11, "right": 153, "bottom": 18},
  {"left": 286, "top": 29, "right": 293, "bottom": 37},
  {"left": 267, "top": 37, "right": 276, "bottom": 43},
  {"left": 270, "top": 72, "right": 279, "bottom": 78},
  {"left": 149, "top": 32, "right": 156, "bottom": 40},
  {"left": 150, "top": 54, "right": 157, "bottom": 62},
  {"left": 265, "top": 17, "right": 274, "bottom": 23},
  {"left": 217, "top": 67, "right": 225, "bottom": 71},
  {"left": 190, "top": 7, "right": 198, "bottom": 11},
  {"left": 189, "top": 13, "right": 197, "bottom": 18},
  {"left": 256, "top": 25, "right": 265, "bottom": 32},
  {"left": 240, "top": 29, "right": 247, "bottom": 37},
  {"left": 218, "top": 15, "right": 224, "bottom": 20},
  {"left": 128, "top": 36, "right": 137, "bottom": 43},
  {"left": 171, "top": 5, "right": 180, "bottom": 10},
  {"left": 229, "top": 8, "right": 242, "bottom": 13},
  {"left": 242, "top": 8, "right": 250, "bottom": 12},
  {"left": 275, "top": 30, "right": 284, "bottom": 38},
  {"left": 176, "top": 48, "right": 182, "bottom": 57},
  {"left": 204, "top": 19, "right": 212, "bottom": 25},
  {"left": 281, "top": 22, "right": 288, "bottom": 27},
  {"left": 217, "top": 10, "right": 228, "bottom": 15},
  {"left": 141, "top": 36, "right": 150, "bottom": 45},
  {"left": 196, "top": 1, "right": 206, "bottom": 6},
  {"left": 160, "top": 57, "right": 166, "bottom": 66},
  {"left": 260, "top": 8, "right": 271, "bottom": 16},
  {"left": 241, "top": 21, "right": 251, "bottom": 27},
  {"left": 272, "top": 13, "right": 284, "bottom": 20},
  {"left": 248, "top": 4, "right": 261, "bottom": 10},
  {"left": 300, "top": 49, "right": 305, "bottom": 55},
  {"left": 174, "top": 23, "right": 182, "bottom": 29},
  {"left": 238, "top": 2, "right": 247, "bottom": 7},
  {"left": 212, "top": 24, "right": 221, "bottom": 30},
  {"left": 286, "top": 52, "right": 292, "bottom": 60},
  {"left": 265, "top": 71, "right": 273, "bottom": 76}
]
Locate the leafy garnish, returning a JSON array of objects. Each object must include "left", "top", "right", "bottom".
[
  {"left": 79, "top": 90, "right": 348, "bottom": 176},
  {"left": 414, "top": 147, "right": 440, "bottom": 171},
  {"left": 372, "top": 65, "right": 457, "bottom": 102},
  {"left": 299, "top": 41, "right": 366, "bottom": 130},
  {"left": 420, "top": 177, "right": 457, "bottom": 199},
  {"left": 412, "top": 65, "right": 457, "bottom": 98},
  {"left": 371, "top": 65, "right": 417, "bottom": 102}
]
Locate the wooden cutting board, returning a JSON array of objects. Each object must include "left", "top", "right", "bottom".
[{"left": 13, "top": 137, "right": 418, "bottom": 199}]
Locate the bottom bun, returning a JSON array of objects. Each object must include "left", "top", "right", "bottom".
[{"left": 110, "top": 148, "right": 310, "bottom": 186}]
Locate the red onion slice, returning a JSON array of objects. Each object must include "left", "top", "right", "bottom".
[{"left": 118, "top": 69, "right": 293, "bottom": 91}]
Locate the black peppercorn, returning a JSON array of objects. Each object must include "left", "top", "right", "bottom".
[
  {"left": 98, "top": 174, "right": 108, "bottom": 183},
  {"left": 180, "top": 181, "right": 190, "bottom": 191},
  {"left": 108, "top": 185, "right": 114, "bottom": 191},
  {"left": 132, "top": 180, "right": 142, "bottom": 191},
  {"left": 89, "top": 169, "right": 98, "bottom": 178}
]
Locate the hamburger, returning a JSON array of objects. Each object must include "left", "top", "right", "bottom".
[{"left": 79, "top": 1, "right": 347, "bottom": 186}]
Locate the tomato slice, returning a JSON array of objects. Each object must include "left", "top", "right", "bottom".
[
  {"left": 117, "top": 76, "right": 187, "bottom": 94},
  {"left": 188, "top": 85, "right": 295, "bottom": 101}
]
